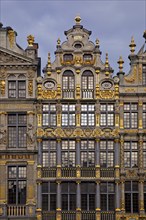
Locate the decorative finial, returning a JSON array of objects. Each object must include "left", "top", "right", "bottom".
[
  {"left": 47, "top": 52, "right": 51, "bottom": 68},
  {"left": 95, "top": 38, "right": 100, "bottom": 47},
  {"left": 143, "top": 30, "right": 146, "bottom": 41},
  {"left": 57, "top": 38, "right": 61, "bottom": 46},
  {"left": 129, "top": 36, "right": 136, "bottom": 54},
  {"left": 75, "top": 15, "right": 81, "bottom": 25},
  {"left": 105, "top": 53, "right": 110, "bottom": 76},
  {"left": 117, "top": 56, "right": 124, "bottom": 72},
  {"left": 27, "top": 35, "right": 34, "bottom": 47}
]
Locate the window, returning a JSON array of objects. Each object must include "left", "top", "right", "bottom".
[
  {"left": 81, "top": 140, "right": 95, "bottom": 167},
  {"left": 124, "top": 142, "right": 138, "bottom": 168},
  {"left": 125, "top": 181, "right": 139, "bottom": 213},
  {"left": 42, "top": 104, "right": 56, "bottom": 126},
  {"left": 81, "top": 182, "right": 96, "bottom": 211},
  {"left": 62, "top": 104, "right": 75, "bottom": 126},
  {"left": 100, "top": 140, "right": 114, "bottom": 168},
  {"left": 100, "top": 182, "right": 115, "bottom": 211},
  {"left": 63, "top": 54, "right": 73, "bottom": 62},
  {"left": 143, "top": 103, "right": 146, "bottom": 128},
  {"left": 62, "top": 70, "right": 75, "bottom": 98},
  {"left": 42, "top": 182, "right": 56, "bottom": 211},
  {"left": 124, "top": 103, "right": 138, "bottom": 128},
  {"left": 82, "top": 70, "right": 94, "bottom": 98},
  {"left": 143, "top": 142, "right": 146, "bottom": 168},
  {"left": 8, "top": 81, "right": 26, "bottom": 98},
  {"left": 142, "top": 64, "right": 146, "bottom": 85},
  {"left": 100, "top": 103, "right": 114, "bottom": 127},
  {"left": 83, "top": 54, "right": 92, "bottom": 61},
  {"left": 62, "top": 182, "right": 76, "bottom": 211},
  {"left": 8, "top": 113, "right": 27, "bottom": 148},
  {"left": 8, "top": 166, "right": 26, "bottom": 204},
  {"left": 144, "top": 182, "right": 146, "bottom": 212},
  {"left": 42, "top": 140, "right": 56, "bottom": 167},
  {"left": 74, "top": 43, "right": 82, "bottom": 49},
  {"left": 61, "top": 140, "right": 76, "bottom": 167},
  {"left": 81, "top": 104, "right": 95, "bottom": 126}
]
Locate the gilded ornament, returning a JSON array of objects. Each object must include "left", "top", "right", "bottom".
[
  {"left": 125, "top": 66, "right": 137, "bottom": 83},
  {"left": 125, "top": 88, "right": 136, "bottom": 92},
  {"left": 29, "top": 206, "right": 33, "bottom": 215},
  {"left": 73, "top": 128, "right": 84, "bottom": 137},
  {"left": 95, "top": 168, "right": 100, "bottom": 178},
  {"left": 76, "top": 84, "right": 80, "bottom": 99},
  {"left": 53, "top": 128, "right": 65, "bottom": 137},
  {"left": 28, "top": 80, "right": 33, "bottom": 96},
  {"left": 115, "top": 114, "right": 119, "bottom": 127},
  {"left": 37, "top": 128, "right": 44, "bottom": 137},
  {"left": 37, "top": 114, "right": 42, "bottom": 127},
  {"left": 76, "top": 167, "right": 81, "bottom": 178},
  {"left": 57, "top": 167, "right": 61, "bottom": 178},
  {"left": 37, "top": 84, "right": 42, "bottom": 99},
  {"left": 0, "top": 80, "right": 5, "bottom": 96},
  {"left": 95, "top": 84, "right": 100, "bottom": 99},
  {"left": 57, "top": 84, "right": 61, "bottom": 98},
  {"left": 76, "top": 114, "right": 81, "bottom": 127},
  {"left": 42, "top": 90, "right": 57, "bottom": 99},
  {"left": 8, "top": 30, "right": 15, "bottom": 48},
  {"left": 99, "top": 90, "right": 114, "bottom": 99},
  {"left": 84, "top": 128, "right": 92, "bottom": 137},
  {"left": 139, "top": 65, "right": 142, "bottom": 82},
  {"left": 57, "top": 114, "right": 61, "bottom": 127},
  {"left": 96, "top": 114, "right": 100, "bottom": 126},
  {"left": 64, "top": 129, "right": 73, "bottom": 137},
  {"left": 27, "top": 35, "right": 34, "bottom": 46},
  {"left": 129, "top": 36, "right": 136, "bottom": 54}
]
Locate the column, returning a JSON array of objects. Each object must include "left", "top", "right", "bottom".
[
  {"left": 121, "top": 181, "right": 125, "bottom": 212},
  {"left": 76, "top": 181, "right": 81, "bottom": 220},
  {"left": 57, "top": 139, "right": 61, "bottom": 178},
  {"left": 37, "top": 139, "right": 42, "bottom": 165},
  {"left": 139, "top": 180, "right": 144, "bottom": 214},
  {"left": 76, "top": 139, "right": 81, "bottom": 178},
  {"left": 0, "top": 160, "right": 7, "bottom": 217},
  {"left": 96, "top": 181, "right": 100, "bottom": 220},
  {"left": 56, "top": 181, "right": 61, "bottom": 220},
  {"left": 119, "top": 101, "right": 124, "bottom": 129},
  {"left": 95, "top": 139, "right": 100, "bottom": 179},
  {"left": 138, "top": 100, "right": 143, "bottom": 129}
]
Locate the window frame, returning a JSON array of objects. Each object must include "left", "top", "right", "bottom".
[
  {"left": 81, "top": 103, "right": 95, "bottom": 127},
  {"left": 61, "top": 140, "right": 76, "bottom": 167},
  {"left": 81, "top": 182, "right": 96, "bottom": 211},
  {"left": 100, "top": 182, "right": 115, "bottom": 211},
  {"left": 42, "top": 140, "right": 57, "bottom": 167},
  {"left": 100, "top": 140, "right": 114, "bottom": 168},
  {"left": 124, "top": 141, "right": 138, "bottom": 168},
  {"left": 80, "top": 139, "right": 95, "bottom": 167},
  {"left": 124, "top": 103, "right": 138, "bottom": 129},
  {"left": 8, "top": 80, "right": 26, "bottom": 98},
  {"left": 61, "top": 182, "right": 76, "bottom": 211},
  {"left": 42, "top": 182, "right": 57, "bottom": 211},
  {"left": 42, "top": 103, "right": 56, "bottom": 127},
  {"left": 81, "top": 70, "right": 94, "bottom": 99},
  {"left": 61, "top": 103, "right": 76, "bottom": 127},
  {"left": 62, "top": 70, "right": 75, "bottom": 99},
  {"left": 100, "top": 103, "right": 114, "bottom": 127}
]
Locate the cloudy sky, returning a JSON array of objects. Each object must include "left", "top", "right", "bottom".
[{"left": 0, "top": 0, "right": 146, "bottom": 75}]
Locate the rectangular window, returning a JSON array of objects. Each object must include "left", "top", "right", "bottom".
[
  {"left": 124, "top": 103, "right": 138, "bottom": 128},
  {"left": 124, "top": 142, "right": 138, "bottom": 168},
  {"left": 100, "top": 140, "right": 114, "bottom": 168},
  {"left": 81, "top": 182, "right": 96, "bottom": 211},
  {"left": 8, "top": 81, "right": 26, "bottom": 98},
  {"left": 81, "top": 140, "right": 95, "bottom": 167},
  {"left": 100, "top": 182, "right": 115, "bottom": 211},
  {"left": 100, "top": 103, "right": 114, "bottom": 127},
  {"left": 8, "top": 113, "right": 27, "bottom": 148},
  {"left": 8, "top": 166, "right": 26, "bottom": 204},
  {"left": 142, "top": 64, "right": 146, "bottom": 85},
  {"left": 42, "top": 182, "right": 56, "bottom": 211},
  {"left": 143, "top": 142, "right": 146, "bottom": 168},
  {"left": 81, "top": 104, "right": 95, "bottom": 126},
  {"left": 61, "top": 140, "right": 76, "bottom": 167},
  {"left": 62, "top": 104, "right": 75, "bottom": 126},
  {"left": 61, "top": 182, "right": 76, "bottom": 211},
  {"left": 42, "top": 140, "right": 56, "bottom": 167},
  {"left": 125, "top": 181, "right": 139, "bottom": 213},
  {"left": 143, "top": 103, "right": 146, "bottom": 128},
  {"left": 42, "top": 104, "right": 56, "bottom": 126}
]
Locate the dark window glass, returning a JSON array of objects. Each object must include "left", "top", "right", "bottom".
[
  {"left": 8, "top": 166, "right": 26, "bottom": 205},
  {"left": 61, "top": 140, "right": 76, "bottom": 167},
  {"left": 81, "top": 182, "right": 96, "bottom": 211},
  {"left": 42, "top": 182, "right": 56, "bottom": 211},
  {"left": 61, "top": 182, "right": 76, "bottom": 211},
  {"left": 63, "top": 54, "right": 73, "bottom": 61},
  {"left": 125, "top": 181, "right": 139, "bottom": 213},
  {"left": 100, "top": 182, "right": 115, "bottom": 211},
  {"left": 81, "top": 140, "right": 95, "bottom": 167},
  {"left": 8, "top": 113, "right": 27, "bottom": 148}
]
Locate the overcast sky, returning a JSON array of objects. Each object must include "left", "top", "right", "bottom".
[{"left": 0, "top": 0, "right": 146, "bottom": 75}]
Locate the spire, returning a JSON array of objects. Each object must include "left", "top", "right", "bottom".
[
  {"left": 129, "top": 36, "right": 136, "bottom": 54},
  {"left": 57, "top": 38, "right": 61, "bottom": 46},
  {"left": 105, "top": 53, "right": 110, "bottom": 76},
  {"left": 75, "top": 15, "right": 81, "bottom": 25},
  {"left": 117, "top": 56, "right": 124, "bottom": 72},
  {"left": 47, "top": 52, "right": 51, "bottom": 68},
  {"left": 95, "top": 38, "right": 100, "bottom": 47}
]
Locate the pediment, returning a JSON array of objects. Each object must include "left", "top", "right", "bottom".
[{"left": 0, "top": 47, "right": 33, "bottom": 64}]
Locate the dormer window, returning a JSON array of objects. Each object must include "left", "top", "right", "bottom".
[
  {"left": 74, "top": 43, "right": 82, "bottom": 49},
  {"left": 83, "top": 54, "right": 92, "bottom": 61},
  {"left": 142, "top": 64, "right": 146, "bottom": 85},
  {"left": 63, "top": 54, "right": 73, "bottom": 62}
]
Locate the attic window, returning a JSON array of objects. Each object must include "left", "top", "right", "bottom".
[
  {"left": 83, "top": 54, "right": 92, "bottom": 61},
  {"left": 74, "top": 43, "right": 82, "bottom": 49},
  {"left": 63, "top": 54, "right": 73, "bottom": 61}
]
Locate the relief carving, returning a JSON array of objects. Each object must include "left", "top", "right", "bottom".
[
  {"left": 27, "top": 124, "right": 35, "bottom": 145},
  {"left": 0, "top": 127, "right": 6, "bottom": 144}
]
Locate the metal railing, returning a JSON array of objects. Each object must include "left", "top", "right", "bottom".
[
  {"left": 42, "top": 168, "right": 56, "bottom": 178},
  {"left": 7, "top": 205, "right": 26, "bottom": 216},
  {"left": 101, "top": 211, "right": 115, "bottom": 220},
  {"left": 81, "top": 167, "right": 95, "bottom": 178},
  {"left": 100, "top": 168, "right": 114, "bottom": 178},
  {"left": 62, "top": 167, "right": 76, "bottom": 178},
  {"left": 62, "top": 211, "right": 76, "bottom": 220},
  {"left": 82, "top": 90, "right": 93, "bottom": 99},
  {"left": 63, "top": 90, "right": 75, "bottom": 99},
  {"left": 81, "top": 211, "right": 96, "bottom": 220},
  {"left": 42, "top": 211, "right": 56, "bottom": 220}
]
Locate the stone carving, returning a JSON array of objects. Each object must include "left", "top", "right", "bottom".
[
  {"left": 27, "top": 124, "right": 35, "bottom": 145},
  {"left": 125, "top": 66, "right": 137, "bottom": 83},
  {"left": 0, "top": 127, "right": 6, "bottom": 144}
]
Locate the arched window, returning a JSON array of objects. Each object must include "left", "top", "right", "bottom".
[
  {"left": 82, "top": 70, "right": 94, "bottom": 98},
  {"left": 62, "top": 70, "right": 75, "bottom": 98}
]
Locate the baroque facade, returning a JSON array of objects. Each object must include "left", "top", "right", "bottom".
[{"left": 0, "top": 16, "right": 146, "bottom": 220}]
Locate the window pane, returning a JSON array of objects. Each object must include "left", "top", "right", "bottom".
[
  {"left": 125, "top": 193, "right": 131, "bottom": 212},
  {"left": 81, "top": 194, "right": 87, "bottom": 210},
  {"left": 89, "top": 195, "right": 95, "bottom": 210},
  {"left": 42, "top": 194, "right": 48, "bottom": 211},
  {"left": 70, "top": 194, "right": 76, "bottom": 210},
  {"left": 8, "top": 167, "right": 17, "bottom": 178},
  {"left": 62, "top": 194, "right": 68, "bottom": 210},
  {"left": 18, "top": 181, "right": 26, "bottom": 204},
  {"left": 8, "top": 127, "right": 16, "bottom": 147},
  {"left": 50, "top": 195, "right": 56, "bottom": 210}
]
